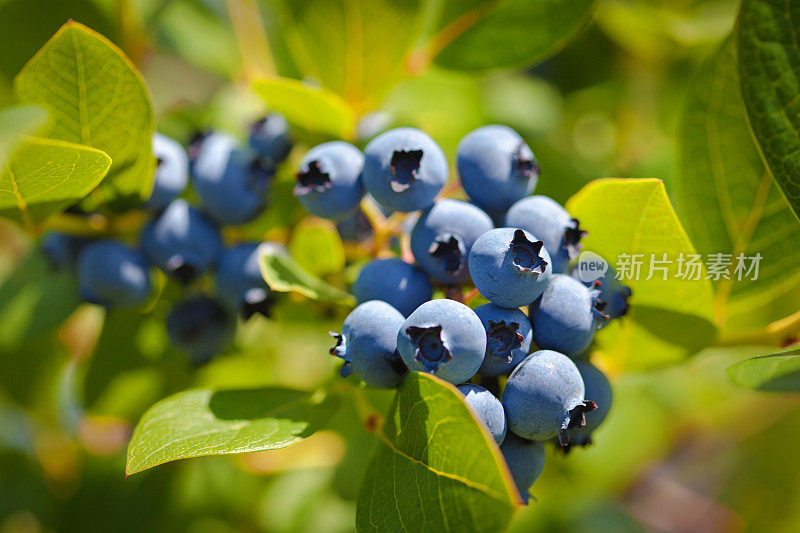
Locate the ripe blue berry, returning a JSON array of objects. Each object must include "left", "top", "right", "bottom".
[
  {"left": 41, "top": 232, "right": 92, "bottom": 272},
  {"left": 410, "top": 199, "right": 494, "bottom": 285},
  {"left": 330, "top": 300, "right": 407, "bottom": 388},
  {"left": 457, "top": 125, "right": 539, "bottom": 213},
  {"left": 529, "top": 274, "right": 607, "bottom": 356},
  {"left": 474, "top": 304, "right": 532, "bottom": 377},
  {"left": 192, "top": 132, "right": 272, "bottom": 225},
  {"left": 468, "top": 228, "right": 552, "bottom": 309},
  {"left": 147, "top": 133, "right": 189, "bottom": 210},
  {"left": 457, "top": 384, "right": 507, "bottom": 445},
  {"left": 565, "top": 361, "right": 612, "bottom": 449},
  {"left": 352, "top": 258, "right": 433, "bottom": 317},
  {"left": 362, "top": 127, "right": 447, "bottom": 212},
  {"left": 77, "top": 240, "right": 151, "bottom": 308},
  {"left": 141, "top": 199, "right": 222, "bottom": 283},
  {"left": 500, "top": 434, "right": 545, "bottom": 502},
  {"left": 572, "top": 264, "right": 632, "bottom": 320},
  {"left": 502, "top": 350, "right": 596, "bottom": 444},
  {"left": 396, "top": 299, "right": 486, "bottom": 385},
  {"left": 249, "top": 113, "right": 292, "bottom": 164},
  {"left": 295, "top": 141, "right": 364, "bottom": 220},
  {"left": 167, "top": 296, "right": 235, "bottom": 366},
  {"left": 505, "top": 196, "right": 585, "bottom": 273},
  {"left": 215, "top": 243, "right": 272, "bottom": 318}
]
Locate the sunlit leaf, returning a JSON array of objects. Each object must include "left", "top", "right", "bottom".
[
  {"left": 289, "top": 217, "right": 346, "bottom": 277},
  {"left": 728, "top": 347, "right": 800, "bottom": 392},
  {"left": 0, "top": 105, "right": 48, "bottom": 164}
]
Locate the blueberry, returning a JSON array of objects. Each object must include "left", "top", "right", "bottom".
[
  {"left": 167, "top": 296, "right": 235, "bottom": 366},
  {"left": 571, "top": 264, "right": 632, "bottom": 320},
  {"left": 295, "top": 141, "right": 364, "bottom": 220},
  {"left": 457, "top": 125, "right": 539, "bottom": 212},
  {"left": 502, "top": 350, "right": 596, "bottom": 444},
  {"left": 457, "top": 384, "right": 507, "bottom": 445},
  {"left": 249, "top": 113, "right": 292, "bottom": 164},
  {"left": 396, "top": 299, "right": 486, "bottom": 385},
  {"left": 352, "top": 258, "right": 433, "bottom": 317},
  {"left": 215, "top": 243, "right": 272, "bottom": 319},
  {"left": 192, "top": 132, "right": 272, "bottom": 225},
  {"left": 468, "top": 227, "right": 552, "bottom": 309},
  {"left": 330, "top": 300, "right": 407, "bottom": 388},
  {"left": 77, "top": 240, "right": 151, "bottom": 308},
  {"left": 362, "top": 127, "right": 448, "bottom": 212},
  {"left": 141, "top": 199, "right": 222, "bottom": 284},
  {"left": 474, "top": 304, "right": 532, "bottom": 377},
  {"left": 505, "top": 196, "right": 585, "bottom": 273},
  {"left": 41, "top": 232, "right": 92, "bottom": 272},
  {"left": 146, "top": 133, "right": 189, "bottom": 210},
  {"left": 500, "top": 434, "right": 545, "bottom": 502},
  {"left": 564, "top": 361, "right": 612, "bottom": 449},
  {"left": 410, "top": 199, "right": 494, "bottom": 285},
  {"left": 529, "top": 274, "right": 607, "bottom": 356}
]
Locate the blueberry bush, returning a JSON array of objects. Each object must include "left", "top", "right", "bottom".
[{"left": 2, "top": 1, "right": 800, "bottom": 531}]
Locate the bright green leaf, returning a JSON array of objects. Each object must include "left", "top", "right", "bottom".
[
  {"left": 567, "top": 178, "right": 717, "bottom": 370},
  {"left": 289, "top": 217, "right": 346, "bottom": 277},
  {"left": 728, "top": 347, "right": 800, "bottom": 392},
  {"left": 0, "top": 136, "right": 111, "bottom": 228},
  {"left": 252, "top": 77, "right": 356, "bottom": 139},
  {"left": 258, "top": 243, "right": 356, "bottom": 306},
  {"left": 126, "top": 387, "right": 340, "bottom": 475},
  {"left": 738, "top": 0, "right": 800, "bottom": 222},
  {"left": 0, "top": 105, "right": 48, "bottom": 164},
  {"left": 14, "top": 21, "right": 155, "bottom": 207},
  {"left": 357, "top": 373, "right": 521, "bottom": 532},
  {"left": 427, "top": 0, "right": 595, "bottom": 71}
]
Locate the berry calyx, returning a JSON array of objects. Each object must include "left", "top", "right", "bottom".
[
  {"left": 405, "top": 325, "right": 452, "bottom": 372},
  {"left": 558, "top": 400, "right": 598, "bottom": 446},
  {"left": 510, "top": 230, "right": 548, "bottom": 274},
  {"left": 389, "top": 149, "right": 423, "bottom": 192},
  {"left": 485, "top": 320, "right": 525, "bottom": 363},
  {"left": 428, "top": 234, "right": 466, "bottom": 275},
  {"left": 512, "top": 144, "right": 539, "bottom": 180},
  {"left": 563, "top": 218, "right": 587, "bottom": 258},
  {"left": 295, "top": 161, "right": 333, "bottom": 194}
]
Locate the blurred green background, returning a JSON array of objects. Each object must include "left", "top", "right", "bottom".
[{"left": 1, "top": 0, "right": 798, "bottom": 531}]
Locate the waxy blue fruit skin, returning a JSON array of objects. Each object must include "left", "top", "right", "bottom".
[
  {"left": 410, "top": 199, "right": 494, "bottom": 285},
  {"left": 505, "top": 195, "right": 585, "bottom": 273},
  {"left": 147, "top": 133, "right": 189, "bottom": 210},
  {"left": 500, "top": 433, "right": 545, "bottom": 502},
  {"left": 77, "top": 240, "right": 151, "bottom": 308},
  {"left": 457, "top": 125, "right": 539, "bottom": 213},
  {"left": 295, "top": 141, "right": 364, "bottom": 220},
  {"left": 565, "top": 361, "right": 613, "bottom": 448},
  {"left": 42, "top": 232, "right": 92, "bottom": 272},
  {"left": 571, "top": 264, "right": 632, "bottom": 320},
  {"left": 352, "top": 258, "right": 433, "bottom": 317},
  {"left": 362, "top": 127, "right": 448, "bottom": 212},
  {"left": 396, "top": 299, "right": 486, "bottom": 385},
  {"left": 330, "top": 300, "right": 407, "bottom": 388},
  {"left": 192, "top": 132, "right": 273, "bottom": 225},
  {"left": 502, "top": 350, "right": 596, "bottom": 443},
  {"left": 529, "top": 274, "right": 607, "bottom": 356},
  {"left": 167, "top": 296, "right": 235, "bottom": 366},
  {"left": 249, "top": 113, "right": 292, "bottom": 164},
  {"left": 141, "top": 199, "right": 223, "bottom": 284},
  {"left": 457, "top": 384, "right": 507, "bottom": 445},
  {"left": 474, "top": 304, "right": 532, "bottom": 377},
  {"left": 215, "top": 243, "right": 272, "bottom": 318},
  {"left": 468, "top": 227, "right": 552, "bottom": 309}
]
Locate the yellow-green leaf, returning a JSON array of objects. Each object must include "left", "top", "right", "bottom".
[
  {"left": 14, "top": 21, "right": 155, "bottom": 207},
  {"left": 0, "top": 104, "right": 49, "bottom": 164},
  {"left": 289, "top": 217, "right": 346, "bottom": 276},
  {"left": 728, "top": 347, "right": 800, "bottom": 392}
]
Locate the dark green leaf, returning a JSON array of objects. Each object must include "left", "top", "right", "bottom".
[
  {"left": 738, "top": 0, "right": 800, "bottom": 221},
  {"left": 126, "top": 386, "right": 340, "bottom": 475},
  {"left": 728, "top": 347, "right": 800, "bottom": 391},
  {"left": 357, "top": 372, "right": 521, "bottom": 532}
]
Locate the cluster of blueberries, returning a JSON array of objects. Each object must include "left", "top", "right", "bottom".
[
  {"left": 41, "top": 115, "right": 293, "bottom": 364},
  {"left": 297, "top": 125, "right": 631, "bottom": 501}
]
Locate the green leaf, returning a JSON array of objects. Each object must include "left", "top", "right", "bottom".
[
  {"left": 258, "top": 243, "right": 356, "bottom": 306},
  {"left": 14, "top": 21, "right": 155, "bottom": 207},
  {"left": 674, "top": 40, "right": 800, "bottom": 329},
  {"left": 357, "top": 373, "right": 520, "bottom": 532},
  {"left": 567, "top": 178, "right": 717, "bottom": 370},
  {"left": 289, "top": 217, "right": 346, "bottom": 277},
  {"left": 728, "top": 347, "right": 800, "bottom": 392},
  {"left": 738, "top": 0, "right": 800, "bottom": 222},
  {"left": 126, "top": 387, "right": 340, "bottom": 475},
  {"left": 252, "top": 77, "right": 356, "bottom": 139},
  {"left": 261, "top": 0, "right": 421, "bottom": 108},
  {"left": 426, "top": 0, "right": 596, "bottom": 71},
  {"left": 0, "top": 136, "right": 111, "bottom": 228},
  {"left": 0, "top": 105, "right": 48, "bottom": 164}
]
